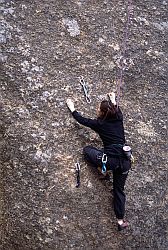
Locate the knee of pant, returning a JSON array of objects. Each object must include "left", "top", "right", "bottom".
[{"left": 83, "top": 146, "right": 91, "bottom": 156}]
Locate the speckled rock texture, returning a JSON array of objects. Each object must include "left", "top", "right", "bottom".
[{"left": 0, "top": 0, "right": 167, "bottom": 249}]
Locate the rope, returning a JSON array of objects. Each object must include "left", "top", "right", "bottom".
[{"left": 116, "top": 0, "right": 133, "bottom": 108}]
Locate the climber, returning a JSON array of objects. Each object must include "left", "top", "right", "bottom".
[{"left": 66, "top": 92, "right": 131, "bottom": 231}]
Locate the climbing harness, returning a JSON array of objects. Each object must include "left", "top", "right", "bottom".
[
  {"left": 75, "top": 162, "right": 80, "bottom": 188},
  {"left": 101, "top": 153, "right": 107, "bottom": 174},
  {"left": 79, "top": 76, "right": 91, "bottom": 103},
  {"left": 116, "top": 0, "right": 133, "bottom": 108}
]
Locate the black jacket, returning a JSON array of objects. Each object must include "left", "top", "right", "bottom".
[{"left": 72, "top": 107, "right": 126, "bottom": 158}]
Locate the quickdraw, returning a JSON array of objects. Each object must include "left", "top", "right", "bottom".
[
  {"left": 75, "top": 162, "right": 80, "bottom": 188},
  {"left": 79, "top": 76, "right": 91, "bottom": 103},
  {"left": 101, "top": 153, "right": 107, "bottom": 174}
]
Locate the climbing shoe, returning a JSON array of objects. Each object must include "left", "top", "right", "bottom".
[{"left": 118, "top": 221, "right": 129, "bottom": 231}]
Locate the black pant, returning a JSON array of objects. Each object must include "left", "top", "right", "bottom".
[{"left": 83, "top": 145, "right": 131, "bottom": 219}]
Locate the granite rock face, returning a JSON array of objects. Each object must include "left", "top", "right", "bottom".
[{"left": 0, "top": 0, "right": 167, "bottom": 249}]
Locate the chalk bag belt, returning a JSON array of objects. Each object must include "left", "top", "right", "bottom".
[{"left": 101, "top": 153, "right": 107, "bottom": 174}]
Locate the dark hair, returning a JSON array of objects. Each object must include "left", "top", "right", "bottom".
[{"left": 98, "top": 100, "right": 117, "bottom": 120}]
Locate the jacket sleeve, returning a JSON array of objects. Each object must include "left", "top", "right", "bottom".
[
  {"left": 116, "top": 106, "right": 123, "bottom": 121},
  {"left": 72, "top": 111, "right": 99, "bottom": 131}
]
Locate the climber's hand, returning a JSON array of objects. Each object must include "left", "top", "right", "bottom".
[
  {"left": 108, "top": 92, "right": 116, "bottom": 105},
  {"left": 66, "top": 98, "right": 75, "bottom": 112}
]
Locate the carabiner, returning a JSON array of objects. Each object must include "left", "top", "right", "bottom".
[
  {"left": 101, "top": 154, "right": 107, "bottom": 174},
  {"left": 75, "top": 162, "right": 80, "bottom": 171},
  {"left": 102, "top": 153, "right": 107, "bottom": 164}
]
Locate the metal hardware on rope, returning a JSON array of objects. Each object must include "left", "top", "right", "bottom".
[
  {"left": 79, "top": 76, "right": 91, "bottom": 103},
  {"left": 101, "top": 153, "right": 107, "bottom": 174},
  {"left": 116, "top": 0, "right": 133, "bottom": 108},
  {"left": 75, "top": 162, "right": 80, "bottom": 188}
]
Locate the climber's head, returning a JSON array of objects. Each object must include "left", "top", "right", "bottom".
[{"left": 97, "top": 100, "right": 117, "bottom": 120}]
